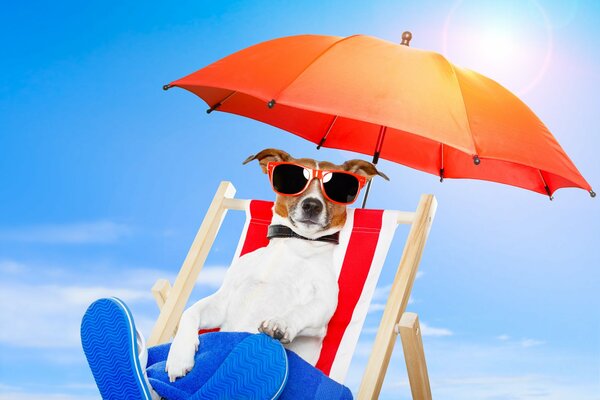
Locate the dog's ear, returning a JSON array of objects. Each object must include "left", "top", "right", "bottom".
[
  {"left": 342, "top": 159, "right": 390, "bottom": 181},
  {"left": 243, "top": 148, "right": 292, "bottom": 174}
]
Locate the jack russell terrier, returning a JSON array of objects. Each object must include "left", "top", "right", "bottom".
[{"left": 166, "top": 148, "right": 388, "bottom": 382}]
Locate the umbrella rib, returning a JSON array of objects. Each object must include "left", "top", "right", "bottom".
[
  {"left": 439, "top": 143, "right": 445, "bottom": 182},
  {"left": 447, "top": 62, "right": 480, "bottom": 160},
  {"left": 361, "top": 126, "right": 387, "bottom": 208},
  {"left": 538, "top": 169, "right": 554, "bottom": 200},
  {"left": 317, "top": 115, "right": 339, "bottom": 149},
  {"left": 206, "top": 91, "right": 237, "bottom": 114},
  {"left": 372, "top": 126, "right": 387, "bottom": 163},
  {"left": 268, "top": 35, "right": 361, "bottom": 104}
]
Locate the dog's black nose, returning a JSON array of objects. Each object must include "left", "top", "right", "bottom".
[{"left": 301, "top": 198, "right": 323, "bottom": 216}]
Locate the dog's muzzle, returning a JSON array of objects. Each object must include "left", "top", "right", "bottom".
[{"left": 301, "top": 198, "right": 323, "bottom": 218}]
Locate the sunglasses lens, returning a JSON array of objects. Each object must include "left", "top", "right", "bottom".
[
  {"left": 272, "top": 164, "right": 309, "bottom": 195},
  {"left": 323, "top": 172, "right": 360, "bottom": 204}
]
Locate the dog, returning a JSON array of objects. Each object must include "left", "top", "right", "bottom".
[{"left": 165, "top": 148, "right": 388, "bottom": 382}]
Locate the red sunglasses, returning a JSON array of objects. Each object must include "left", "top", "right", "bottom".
[{"left": 267, "top": 162, "right": 367, "bottom": 205}]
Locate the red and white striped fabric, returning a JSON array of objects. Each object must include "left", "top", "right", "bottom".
[{"left": 231, "top": 200, "right": 399, "bottom": 384}]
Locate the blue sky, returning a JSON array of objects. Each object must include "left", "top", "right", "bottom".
[{"left": 1, "top": 1, "right": 598, "bottom": 399}]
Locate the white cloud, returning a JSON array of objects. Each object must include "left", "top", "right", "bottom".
[
  {"left": 346, "top": 336, "right": 599, "bottom": 400},
  {"left": 195, "top": 266, "right": 228, "bottom": 288},
  {"left": 520, "top": 338, "right": 545, "bottom": 348},
  {"left": 0, "top": 260, "right": 166, "bottom": 349},
  {"left": 368, "top": 297, "right": 414, "bottom": 314},
  {"left": 360, "top": 320, "right": 452, "bottom": 338},
  {"left": 0, "top": 221, "right": 131, "bottom": 244},
  {"left": 420, "top": 322, "right": 453, "bottom": 337},
  {"left": 368, "top": 302, "right": 386, "bottom": 313},
  {"left": 0, "top": 282, "right": 154, "bottom": 349},
  {"left": 0, "top": 260, "right": 27, "bottom": 274},
  {"left": 432, "top": 374, "right": 600, "bottom": 400},
  {"left": 0, "top": 383, "right": 99, "bottom": 400},
  {"left": 372, "top": 284, "right": 392, "bottom": 301},
  {"left": 495, "top": 334, "right": 544, "bottom": 348},
  {"left": 0, "top": 260, "right": 232, "bottom": 350},
  {"left": 0, "top": 392, "right": 98, "bottom": 400},
  {"left": 371, "top": 271, "right": 422, "bottom": 303}
]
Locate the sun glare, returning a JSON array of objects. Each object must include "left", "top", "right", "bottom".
[{"left": 442, "top": 0, "right": 553, "bottom": 95}]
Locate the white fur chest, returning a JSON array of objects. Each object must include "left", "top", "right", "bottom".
[{"left": 220, "top": 238, "right": 338, "bottom": 333}]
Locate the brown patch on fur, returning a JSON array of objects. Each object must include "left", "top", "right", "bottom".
[
  {"left": 273, "top": 197, "right": 289, "bottom": 219},
  {"left": 243, "top": 148, "right": 292, "bottom": 174},
  {"left": 329, "top": 204, "right": 347, "bottom": 229},
  {"left": 342, "top": 159, "right": 389, "bottom": 181},
  {"left": 317, "top": 161, "right": 341, "bottom": 170},
  {"left": 292, "top": 158, "right": 317, "bottom": 169}
]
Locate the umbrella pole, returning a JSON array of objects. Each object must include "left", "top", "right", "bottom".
[
  {"left": 361, "top": 178, "right": 375, "bottom": 208},
  {"left": 362, "top": 33, "right": 412, "bottom": 208},
  {"left": 362, "top": 127, "right": 387, "bottom": 208}
]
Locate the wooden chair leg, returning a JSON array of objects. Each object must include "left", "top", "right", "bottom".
[
  {"left": 398, "top": 313, "right": 432, "bottom": 400},
  {"left": 151, "top": 279, "right": 172, "bottom": 311}
]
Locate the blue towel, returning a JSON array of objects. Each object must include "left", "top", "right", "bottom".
[{"left": 147, "top": 332, "right": 353, "bottom": 400}]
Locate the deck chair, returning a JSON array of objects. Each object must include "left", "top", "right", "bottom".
[{"left": 148, "top": 181, "right": 437, "bottom": 400}]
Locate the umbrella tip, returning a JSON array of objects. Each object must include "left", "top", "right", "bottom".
[
  {"left": 544, "top": 185, "right": 554, "bottom": 201},
  {"left": 268, "top": 99, "right": 276, "bottom": 109},
  {"left": 591, "top": 190, "right": 596, "bottom": 198},
  {"left": 473, "top": 155, "right": 481, "bottom": 166},
  {"left": 163, "top": 84, "right": 171, "bottom": 91},
  {"left": 401, "top": 31, "right": 413, "bottom": 46}
]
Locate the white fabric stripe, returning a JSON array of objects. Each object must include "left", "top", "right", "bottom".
[
  {"left": 328, "top": 210, "right": 400, "bottom": 383},
  {"left": 231, "top": 201, "right": 254, "bottom": 262}
]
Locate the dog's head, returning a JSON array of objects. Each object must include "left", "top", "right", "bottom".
[{"left": 243, "top": 148, "right": 388, "bottom": 239}]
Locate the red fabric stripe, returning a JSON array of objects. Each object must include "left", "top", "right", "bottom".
[
  {"left": 315, "top": 209, "right": 384, "bottom": 376},
  {"left": 240, "top": 200, "right": 273, "bottom": 256}
]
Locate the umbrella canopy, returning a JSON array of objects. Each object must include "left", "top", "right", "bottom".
[{"left": 164, "top": 33, "right": 593, "bottom": 198}]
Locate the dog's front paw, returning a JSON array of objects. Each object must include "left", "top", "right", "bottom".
[
  {"left": 166, "top": 334, "right": 199, "bottom": 382},
  {"left": 258, "top": 318, "right": 298, "bottom": 344}
]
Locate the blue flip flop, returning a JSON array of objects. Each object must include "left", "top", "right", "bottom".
[
  {"left": 81, "top": 297, "right": 153, "bottom": 400},
  {"left": 191, "top": 333, "right": 288, "bottom": 400}
]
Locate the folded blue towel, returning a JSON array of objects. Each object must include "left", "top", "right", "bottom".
[
  {"left": 147, "top": 332, "right": 353, "bottom": 400},
  {"left": 82, "top": 298, "right": 352, "bottom": 400}
]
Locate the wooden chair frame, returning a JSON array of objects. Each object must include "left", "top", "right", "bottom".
[{"left": 148, "top": 181, "right": 437, "bottom": 400}]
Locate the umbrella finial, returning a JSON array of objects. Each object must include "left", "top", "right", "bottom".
[
  {"left": 591, "top": 190, "right": 596, "bottom": 198},
  {"left": 163, "top": 84, "right": 171, "bottom": 91},
  {"left": 401, "top": 31, "right": 413, "bottom": 46}
]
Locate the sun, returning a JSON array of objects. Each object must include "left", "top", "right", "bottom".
[{"left": 442, "top": 0, "right": 553, "bottom": 95}]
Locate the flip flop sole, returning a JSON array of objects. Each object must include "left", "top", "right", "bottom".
[
  {"left": 193, "top": 333, "right": 288, "bottom": 400},
  {"left": 81, "top": 297, "right": 152, "bottom": 400}
]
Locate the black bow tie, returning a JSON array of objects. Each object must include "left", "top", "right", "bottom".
[{"left": 267, "top": 225, "right": 340, "bottom": 245}]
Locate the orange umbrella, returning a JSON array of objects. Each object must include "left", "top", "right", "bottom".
[{"left": 163, "top": 33, "right": 594, "bottom": 200}]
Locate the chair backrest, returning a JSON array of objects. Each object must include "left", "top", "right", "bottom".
[
  {"left": 148, "top": 181, "right": 436, "bottom": 399},
  {"left": 232, "top": 200, "right": 400, "bottom": 383}
]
